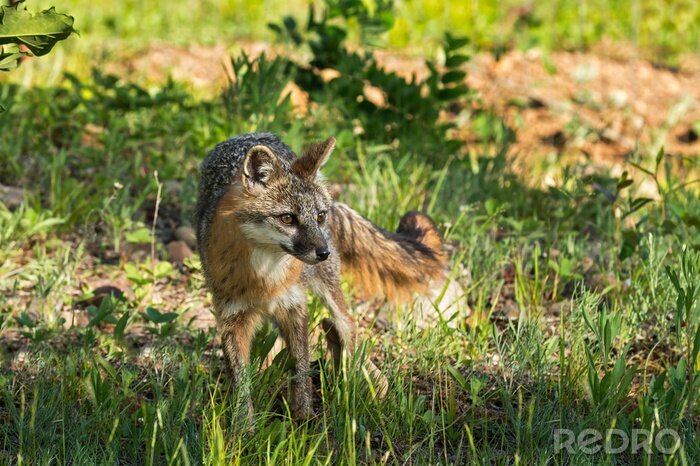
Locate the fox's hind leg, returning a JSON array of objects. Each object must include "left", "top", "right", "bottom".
[{"left": 273, "top": 287, "right": 313, "bottom": 419}]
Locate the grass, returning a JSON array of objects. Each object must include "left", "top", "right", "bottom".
[
  {"left": 1, "top": 60, "right": 700, "bottom": 463},
  {"left": 2, "top": 1, "right": 700, "bottom": 464}
]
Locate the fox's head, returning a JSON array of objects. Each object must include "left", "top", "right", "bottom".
[{"left": 235, "top": 137, "right": 336, "bottom": 265}]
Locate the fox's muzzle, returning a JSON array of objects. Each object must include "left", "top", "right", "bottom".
[
  {"left": 315, "top": 247, "right": 330, "bottom": 262},
  {"left": 290, "top": 228, "right": 330, "bottom": 264}
]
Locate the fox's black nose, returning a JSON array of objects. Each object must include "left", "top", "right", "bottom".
[{"left": 316, "top": 247, "right": 330, "bottom": 261}]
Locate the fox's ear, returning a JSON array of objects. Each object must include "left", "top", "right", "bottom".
[
  {"left": 292, "top": 137, "right": 336, "bottom": 178},
  {"left": 242, "top": 145, "right": 280, "bottom": 193}
]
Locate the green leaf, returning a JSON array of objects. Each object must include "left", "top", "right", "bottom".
[
  {"left": 582, "top": 309, "right": 596, "bottom": 339},
  {"left": 669, "top": 358, "right": 687, "bottom": 390},
  {"left": 125, "top": 263, "right": 148, "bottom": 286},
  {"left": 144, "top": 306, "right": 179, "bottom": 324},
  {"left": 629, "top": 197, "right": 653, "bottom": 213},
  {"left": 125, "top": 227, "right": 151, "bottom": 244},
  {"left": 610, "top": 357, "right": 627, "bottom": 387},
  {"left": 446, "top": 364, "right": 468, "bottom": 390},
  {"left": 0, "top": 43, "right": 27, "bottom": 71},
  {"left": 96, "top": 356, "right": 117, "bottom": 380},
  {"left": 255, "top": 328, "right": 280, "bottom": 369},
  {"left": 26, "top": 216, "right": 65, "bottom": 235},
  {"left": 691, "top": 324, "right": 700, "bottom": 367},
  {"left": 113, "top": 311, "right": 129, "bottom": 339},
  {"left": 445, "top": 54, "right": 470, "bottom": 68},
  {"left": 665, "top": 266, "right": 682, "bottom": 294},
  {"left": 441, "top": 70, "right": 466, "bottom": 85},
  {"left": 484, "top": 198, "right": 498, "bottom": 215},
  {"left": 617, "top": 178, "right": 633, "bottom": 191},
  {"left": 445, "top": 33, "right": 469, "bottom": 50},
  {"left": 154, "top": 261, "right": 173, "bottom": 279},
  {"left": 558, "top": 258, "right": 574, "bottom": 277},
  {"left": 0, "top": 4, "right": 76, "bottom": 57},
  {"left": 436, "top": 86, "right": 469, "bottom": 101},
  {"left": 87, "top": 304, "right": 115, "bottom": 327},
  {"left": 14, "top": 312, "right": 36, "bottom": 328},
  {"left": 603, "top": 320, "right": 613, "bottom": 355},
  {"left": 655, "top": 146, "right": 665, "bottom": 170}
]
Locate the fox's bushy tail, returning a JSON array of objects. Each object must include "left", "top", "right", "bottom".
[{"left": 329, "top": 203, "right": 448, "bottom": 301}]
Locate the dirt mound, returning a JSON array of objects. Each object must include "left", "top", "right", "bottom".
[
  {"left": 106, "top": 42, "right": 700, "bottom": 163},
  {"left": 467, "top": 48, "right": 700, "bottom": 162}
]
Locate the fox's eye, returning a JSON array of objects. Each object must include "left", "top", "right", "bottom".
[
  {"left": 317, "top": 211, "right": 327, "bottom": 223},
  {"left": 278, "top": 214, "right": 295, "bottom": 225}
]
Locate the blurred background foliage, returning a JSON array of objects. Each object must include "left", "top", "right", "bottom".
[{"left": 5, "top": 0, "right": 700, "bottom": 88}]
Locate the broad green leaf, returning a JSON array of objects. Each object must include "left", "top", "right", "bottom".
[
  {"left": 157, "top": 312, "right": 179, "bottom": 323},
  {"left": 125, "top": 263, "right": 148, "bottom": 286},
  {"left": 0, "top": 4, "right": 76, "bottom": 57},
  {"left": 144, "top": 306, "right": 178, "bottom": 324},
  {"left": 256, "top": 328, "right": 280, "bottom": 369},
  {"left": 125, "top": 227, "right": 151, "bottom": 244},
  {"left": 154, "top": 260, "right": 174, "bottom": 279},
  {"left": 14, "top": 312, "right": 36, "bottom": 328}
]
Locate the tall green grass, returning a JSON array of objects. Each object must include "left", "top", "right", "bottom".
[{"left": 1, "top": 62, "right": 700, "bottom": 462}]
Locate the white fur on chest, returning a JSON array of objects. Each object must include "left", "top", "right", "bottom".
[
  {"left": 249, "top": 248, "right": 294, "bottom": 285},
  {"left": 215, "top": 248, "right": 304, "bottom": 322},
  {"left": 217, "top": 284, "right": 307, "bottom": 321},
  {"left": 270, "top": 285, "right": 306, "bottom": 313}
]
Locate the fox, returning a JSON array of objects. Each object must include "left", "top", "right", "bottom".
[{"left": 194, "top": 132, "right": 448, "bottom": 420}]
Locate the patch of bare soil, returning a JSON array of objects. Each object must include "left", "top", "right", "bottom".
[
  {"left": 103, "top": 41, "right": 293, "bottom": 94},
  {"left": 466, "top": 47, "right": 700, "bottom": 163},
  {"left": 103, "top": 42, "right": 232, "bottom": 92},
  {"left": 107, "top": 41, "right": 700, "bottom": 167}
]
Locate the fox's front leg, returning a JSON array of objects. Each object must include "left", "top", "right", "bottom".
[
  {"left": 274, "top": 295, "right": 312, "bottom": 420},
  {"left": 219, "top": 310, "right": 261, "bottom": 421},
  {"left": 316, "top": 278, "right": 389, "bottom": 398}
]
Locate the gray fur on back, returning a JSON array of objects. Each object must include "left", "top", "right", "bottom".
[{"left": 194, "top": 132, "right": 297, "bottom": 252}]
